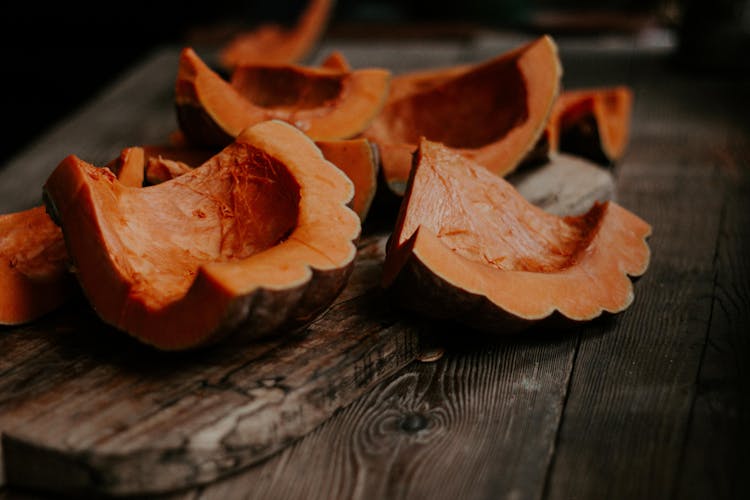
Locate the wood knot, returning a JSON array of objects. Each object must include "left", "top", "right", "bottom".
[{"left": 399, "top": 413, "right": 428, "bottom": 433}]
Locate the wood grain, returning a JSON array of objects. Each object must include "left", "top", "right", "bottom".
[
  {"left": 674, "top": 134, "right": 750, "bottom": 500},
  {"left": 0, "top": 36, "right": 746, "bottom": 500},
  {"left": 0, "top": 238, "right": 421, "bottom": 497},
  {"left": 544, "top": 65, "right": 747, "bottom": 499},
  {"left": 174, "top": 327, "right": 578, "bottom": 500}
]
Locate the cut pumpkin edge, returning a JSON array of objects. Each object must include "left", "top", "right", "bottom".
[{"left": 384, "top": 201, "right": 652, "bottom": 326}]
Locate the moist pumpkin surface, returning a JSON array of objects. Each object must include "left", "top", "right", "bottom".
[
  {"left": 43, "top": 120, "right": 360, "bottom": 350},
  {"left": 383, "top": 138, "right": 651, "bottom": 333},
  {"left": 364, "top": 35, "right": 561, "bottom": 194}
]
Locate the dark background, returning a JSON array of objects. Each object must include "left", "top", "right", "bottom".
[{"left": 0, "top": 0, "right": 742, "bottom": 166}]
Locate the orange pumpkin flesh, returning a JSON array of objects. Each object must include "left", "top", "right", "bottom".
[
  {"left": 176, "top": 47, "right": 391, "bottom": 148},
  {"left": 382, "top": 138, "right": 651, "bottom": 333},
  {"left": 138, "top": 139, "right": 379, "bottom": 222},
  {"left": 219, "top": 0, "right": 334, "bottom": 70},
  {"left": 0, "top": 207, "right": 71, "bottom": 325},
  {"left": 315, "top": 139, "right": 379, "bottom": 221},
  {"left": 320, "top": 50, "right": 352, "bottom": 72},
  {"left": 43, "top": 120, "right": 360, "bottom": 350},
  {"left": 364, "top": 35, "right": 562, "bottom": 195},
  {"left": 547, "top": 86, "right": 633, "bottom": 165},
  {"left": 0, "top": 149, "right": 159, "bottom": 325}
]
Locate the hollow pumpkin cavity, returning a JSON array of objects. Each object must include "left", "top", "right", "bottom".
[
  {"left": 364, "top": 35, "right": 561, "bottom": 195},
  {"left": 44, "top": 120, "right": 360, "bottom": 350},
  {"left": 383, "top": 138, "right": 651, "bottom": 334},
  {"left": 231, "top": 67, "right": 343, "bottom": 109},
  {"left": 104, "top": 148, "right": 300, "bottom": 310}
]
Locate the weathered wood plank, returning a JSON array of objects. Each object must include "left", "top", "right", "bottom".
[
  {"left": 675, "top": 134, "right": 750, "bottom": 500},
  {"left": 544, "top": 64, "right": 744, "bottom": 499},
  {"left": 177, "top": 327, "right": 578, "bottom": 500},
  {"left": 0, "top": 235, "right": 421, "bottom": 497}
]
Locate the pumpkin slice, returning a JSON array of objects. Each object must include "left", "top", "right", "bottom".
[
  {"left": 382, "top": 138, "right": 651, "bottom": 334},
  {"left": 0, "top": 206, "right": 71, "bottom": 325},
  {"left": 43, "top": 120, "right": 360, "bottom": 350},
  {"left": 546, "top": 86, "right": 633, "bottom": 165},
  {"left": 219, "top": 0, "right": 334, "bottom": 70},
  {"left": 176, "top": 47, "right": 391, "bottom": 148},
  {"left": 364, "top": 35, "right": 562, "bottom": 195},
  {"left": 135, "top": 139, "right": 378, "bottom": 222}
]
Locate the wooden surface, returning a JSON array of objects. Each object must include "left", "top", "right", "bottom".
[{"left": 1, "top": 30, "right": 748, "bottom": 500}]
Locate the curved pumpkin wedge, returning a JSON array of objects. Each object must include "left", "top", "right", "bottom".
[
  {"left": 0, "top": 206, "right": 71, "bottom": 325},
  {"left": 546, "top": 86, "right": 633, "bottom": 165},
  {"left": 137, "top": 139, "right": 378, "bottom": 222},
  {"left": 382, "top": 138, "right": 651, "bottom": 334},
  {"left": 364, "top": 35, "right": 562, "bottom": 196},
  {"left": 176, "top": 47, "right": 391, "bottom": 148},
  {"left": 43, "top": 120, "right": 360, "bottom": 350},
  {"left": 219, "top": 0, "right": 334, "bottom": 70}
]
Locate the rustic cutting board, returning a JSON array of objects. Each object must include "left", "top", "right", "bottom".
[{"left": 0, "top": 48, "right": 615, "bottom": 497}]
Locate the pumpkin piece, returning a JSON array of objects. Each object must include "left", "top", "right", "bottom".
[
  {"left": 364, "top": 35, "right": 562, "bottom": 196},
  {"left": 315, "top": 138, "right": 379, "bottom": 221},
  {"left": 382, "top": 138, "right": 651, "bottom": 334},
  {"left": 546, "top": 86, "right": 633, "bottom": 165},
  {"left": 43, "top": 120, "right": 360, "bottom": 350},
  {"left": 176, "top": 47, "right": 391, "bottom": 148},
  {"left": 104, "top": 147, "right": 146, "bottom": 187},
  {"left": 320, "top": 50, "right": 351, "bottom": 71},
  {"left": 138, "top": 138, "right": 379, "bottom": 223},
  {"left": 140, "top": 145, "right": 215, "bottom": 186},
  {"left": 0, "top": 206, "right": 72, "bottom": 325},
  {"left": 219, "top": 0, "right": 334, "bottom": 70}
]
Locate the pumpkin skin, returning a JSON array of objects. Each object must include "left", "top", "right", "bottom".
[
  {"left": 364, "top": 35, "right": 562, "bottom": 196},
  {"left": 219, "top": 0, "right": 334, "bottom": 70},
  {"left": 176, "top": 47, "right": 391, "bottom": 148},
  {"left": 43, "top": 120, "right": 360, "bottom": 350},
  {"left": 546, "top": 86, "right": 634, "bottom": 165},
  {"left": 382, "top": 138, "right": 651, "bottom": 334}
]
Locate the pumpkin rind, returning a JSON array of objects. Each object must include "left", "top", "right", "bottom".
[
  {"left": 43, "top": 120, "right": 360, "bottom": 350},
  {"left": 364, "top": 35, "right": 562, "bottom": 195},
  {"left": 382, "top": 138, "right": 651, "bottom": 333},
  {"left": 176, "top": 47, "right": 391, "bottom": 148}
]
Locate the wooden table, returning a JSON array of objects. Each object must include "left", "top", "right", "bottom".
[{"left": 1, "top": 31, "right": 748, "bottom": 499}]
